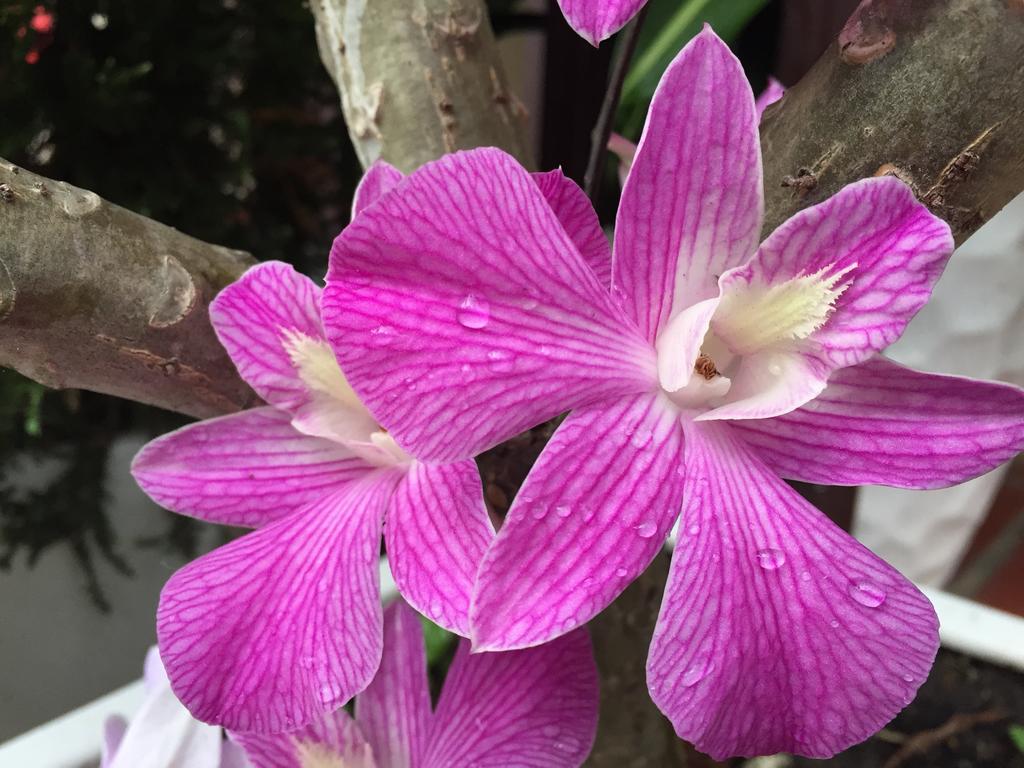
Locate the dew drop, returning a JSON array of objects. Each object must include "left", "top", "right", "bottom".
[
  {"left": 531, "top": 505, "right": 548, "bottom": 520},
  {"left": 755, "top": 548, "right": 786, "bottom": 570},
  {"left": 848, "top": 580, "right": 887, "bottom": 608},
  {"left": 457, "top": 294, "right": 490, "bottom": 329},
  {"left": 829, "top": 619, "right": 840, "bottom": 628},
  {"left": 486, "top": 349, "right": 514, "bottom": 372},
  {"left": 555, "top": 504, "right": 572, "bottom": 518},
  {"left": 542, "top": 724, "right": 560, "bottom": 738},
  {"left": 800, "top": 570, "right": 812, "bottom": 582},
  {"left": 581, "top": 506, "right": 596, "bottom": 522},
  {"left": 681, "top": 657, "right": 715, "bottom": 687},
  {"left": 902, "top": 673, "right": 915, "bottom": 683},
  {"left": 688, "top": 524, "right": 701, "bottom": 536},
  {"left": 635, "top": 520, "right": 657, "bottom": 538},
  {"left": 615, "top": 567, "right": 628, "bottom": 578}
]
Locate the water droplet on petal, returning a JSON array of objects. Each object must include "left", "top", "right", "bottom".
[
  {"left": 902, "top": 673, "right": 914, "bottom": 683},
  {"left": 530, "top": 505, "right": 548, "bottom": 520},
  {"left": 542, "top": 724, "right": 560, "bottom": 738},
  {"left": 581, "top": 506, "right": 596, "bottom": 522},
  {"left": 848, "top": 580, "right": 887, "bottom": 608},
  {"left": 756, "top": 548, "right": 786, "bottom": 570},
  {"left": 688, "top": 524, "right": 700, "bottom": 536},
  {"left": 829, "top": 619, "right": 840, "bottom": 628},
  {"left": 615, "top": 567, "right": 628, "bottom": 578},
  {"left": 457, "top": 294, "right": 490, "bottom": 329},
  {"left": 635, "top": 521, "right": 657, "bottom": 538},
  {"left": 681, "top": 657, "right": 715, "bottom": 687},
  {"left": 800, "top": 570, "right": 812, "bottom": 582},
  {"left": 555, "top": 504, "right": 572, "bottom": 518}
]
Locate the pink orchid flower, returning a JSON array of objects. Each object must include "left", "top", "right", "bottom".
[
  {"left": 556, "top": 0, "right": 648, "bottom": 45},
  {"left": 234, "top": 600, "right": 598, "bottom": 768},
  {"left": 323, "top": 28, "right": 1024, "bottom": 759},
  {"left": 102, "top": 647, "right": 251, "bottom": 768},
  {"left": 131, "top": 160, "right": 608, "bottom": 735}
]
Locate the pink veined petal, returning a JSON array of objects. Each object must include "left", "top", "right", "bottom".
[
  {"left": 132, "top": 407, "right": 371, "bottom": 528},
  {"left": 555, "top": 0, "right": 648, "bottom": 45},
  {"left": 354, "top": 159, "right": 405, "bottom": 216},
  {"left": 614, "top": 27, "right": 763, "bottom": 343},
  {"left": 324, "top": 147, "right": 655, "bottom": 463},
  {"left": 386, "top": 460, "right": 494, "bottom": 636},
  {"left": 420, "top": 631, "right": 599, "bottom": 768},
  {"left": 157, "top": 473, "right": 398, "bottom": 734},
  {"left": 233, "top": 709, "right": 376, "bottom": 768},
  {"left": 754, "top": 77, "right": 784, "bottom": 121},
  {"left": 471, "top": 393, "right": 686, "bottom": 651},
  {"left": 356, "top": 601, "right": 433, "bottom": 768},
  {"left": 532, "top": 169, "right": 612, "bottom": 289},
  {"left": 210, "top": 260, "right": 328, "bottom": 413},
  {"left": 731, "top": 355, "right": 1024, "bottom": 490},
  {"left": 717, "top": 176, "right": 954, "bottom": 372},
  {"left": 648, "top": 421, "right": 939, "bottom": 759},
  {"left": 101, "top": 716, "right": 128, "bottom": 768}
]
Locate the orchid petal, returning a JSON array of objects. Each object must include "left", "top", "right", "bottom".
[
  {"left": 325, "top": 147, "right": 655, "bottom": 462},
  {"left": 233, "top": 709, "right": 376, "bottom": 768},
  {"left": 754, "top": 77, "right": 784, "bottom": 121},
  {"left": 356, "top": 601, "right": 432, "bottom": 768},
  {"left": 471, "top": 393, "right": 685, "bottom": 651},
  {"left": 157, "top": 474, "right": 397, "bottom": 733},
  {"left": 220, "top": 740, "right": 253, "bottom": 768},
  {"left": 107, "top": 687, "right": 223, "bottom": 768},
  {"left": 716, "top": 177, "right": 953, "bottom": 372},
  {"left": 101, "top": 716, "right": 128, "bottom": 768},
  {"left": 354, "top": 160, "right": 404, "bottom": 216},
  {"left": 732, "top": 355, "right": 1024, "bottom": 489},
  {"left": 648, "top": 422, "right": 938, "bottom": 759},
  {"left": 420, "top": 631, "right": 599, "bottom": 768},
  {"left": 555, "top": 0, "right": 648, "bottom": 45},
  {"left": 532, "top": 169, "right": 612, "bottom": 288},
  {"left": 386, "top": 460, "right": 494, "bottom": 636},
  {"left": 210, "top": 261, "right": 325, "bottom": 413},
  {"left": 614, "top": 27, "right": 763, "bottom": 343},
  {"left": 132, "top": 407, "right": 370, "bottom": 528}
]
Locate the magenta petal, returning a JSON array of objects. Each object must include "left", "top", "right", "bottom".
[
  {"left": 325, "top": 147, "right": 655, "bottom": 462},
  {"left": 732, "top": 355, "right": 1024, "bottom": 490},
  {"left": 421, "top": 631, "right": 599, "bottom": 768},
  {"left": 356, "top": 601, "right": 432, "bottom": 768},
  {"left": 132, "top": 407, "right": 370, "bottom": 528},
  {"left": 614, "top": 27, "right": 763, "bottom": 342},
  {"left": 354, "top": 160, "right": 404, "bottom": 216},
  {"left": 754, "top": 77, "right": 784, "bottom": 121},
  {"left": 471, "top": 393, "right": 686, "bottom": 651},
  {"left": 648, "top": 422, "right": 939, "bottom": 759},
  {"left": 386, "top": 460, "right": 494, "bottom": 636},
  {"left": 210, "top": 261, "right": 327, "bottom": 413},
  {"left": 157, "top": 474, "right": 398, "bottom": 733},
  {"left": 532, "top": 169, "right": 611, "bottom": 288},
  {"left": 556, "top": 0, "right": 648, "bottom": 45},
  {"left": 728, "top": 176, "right": 954, "bottom": 370},
  {"left": 233, "top": 709, "right": 374, "bottom": 768}
]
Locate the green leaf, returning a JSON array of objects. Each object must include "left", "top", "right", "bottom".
[
  {"left": 1009, "top": 724, "right": 1024, "bottom": 754},
  {"left": 420, "top": 614, "right": 456, "bottom": 666},
  {"left": 618, "top": 0, "right": 769, "bottom": 137}
]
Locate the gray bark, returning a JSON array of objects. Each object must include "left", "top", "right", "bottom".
[
  {"left": 308, "top": 0, "right": 533, "bottom": 173},
  {"left": 0, "top": 161, "right": 257, "bottom": 418},
  {"left": 760, "top": 0, "right": 1024, "bottom": 246}
]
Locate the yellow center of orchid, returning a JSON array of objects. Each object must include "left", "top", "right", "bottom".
[
  {"left": 296, "top": 740, "right": 375, "bottom": 768},
  {"left": 712, "top": 263, "right": 855, "bottom": 356},
  {"left": 280, "top": 329, "right": 363, "bottom": 408}
]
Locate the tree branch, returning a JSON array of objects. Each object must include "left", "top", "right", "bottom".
[
  {"left": 760, "top": 0, "right": 1024, "bottom": 245},
  {"left": 308, "top": 0, "right": 533, "bottom": 173},
  {"left": 0, "top": 161, "right": 257, "bottom": 418}
]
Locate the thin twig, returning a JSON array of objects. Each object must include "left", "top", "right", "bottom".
[
  {"left": 881, "top": 709, "right": 1005, "bottom": 768},
  {"left": 583, "top": 6, "right": 649, "bottom": 201}
]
